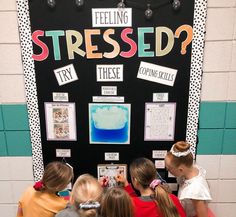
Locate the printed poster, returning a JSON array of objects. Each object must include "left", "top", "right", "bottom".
[
  {"left": 97, "top": 164, "right": 127, "bottom": 188},
  {"left": 144, "top": 103, "right": 176, "bottom": 141},
  {"left": 44, "top": 102, "right": 77, "bottom": 141}
]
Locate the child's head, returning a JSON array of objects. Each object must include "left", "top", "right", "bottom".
[
  {"left": 165, "top": 141, "right": 193, "bottom": 177},
  {"left": 100, "top": 187, "right": 133, "bottom": 217},
  {"left": 130, "top": 157, "right": 180, "bottom": 217},
  {"left": 41, "top": 161, "right": 73, "bottom": 193},
  {"left": 71, "top": 174, "right": 103, "bottom": 217},
  {"left": 129, "top": 157, "right": 156, "bottom": 189}
]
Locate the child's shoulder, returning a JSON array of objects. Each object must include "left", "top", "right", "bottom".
[
  {"left": 56, "top": 204, "right": 79, "bottom": 217},
  {"left": 21, "top": 186, "right": 36, "bottom": 197},
  {"left": 179, "top": 177, "right": 212, "bottom": 201},
  {"left": 195, "top": 164, "right": 207, "bottom": 178}
]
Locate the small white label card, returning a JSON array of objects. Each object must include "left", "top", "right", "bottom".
[
  {"left": 153, "top": 93, "right": 169, "bottom": 102},
  {"left": 101, "top": 86, "right": 117, "bottom": 95},
  {"left": 54, "top": 64, "right": 78, "bottom": 86},
  {"left": 96, "top": 64, "right": 123, "bottom": 82},
  {"left": 92, "top": 8, "right": 132, "bottom": 27},
  {"left": 53, "top": 92, "right": 69, "bottom": 102},
  {"left": 152, "top": 150, "right": 167, "bottom": 159},
  {"left": 155, "top": 160, "right": 165, "bottom": 169},
  {"left": 105, "top": 152, "right": 119, "bottom": 161},
  {"left": 56, "top": 149, "right": 71, "bottom": 157},
  {"left": 137, "top": 61, "right": 177, "bottom": 86},
  {"left": 93, "top": 96, "right": 124, "bottom": 103}
]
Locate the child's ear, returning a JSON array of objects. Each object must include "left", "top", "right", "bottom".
[
  {"left": 133, "top": 177, "right": 139, "bottom": 186},
  {"left": 178, "top": 165, "right": 185, "bottom": 174}
]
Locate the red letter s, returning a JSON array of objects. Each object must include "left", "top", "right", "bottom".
[{"left": 32, "top": 30, "right": 49, "bottom": 61}]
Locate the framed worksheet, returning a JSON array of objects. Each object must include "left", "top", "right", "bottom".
[
  {"left": 44, "top": 102, "right": 77, "bottom": 141},
  {"left": 144, "top": 103, "right": 176, "bottom": 141}
]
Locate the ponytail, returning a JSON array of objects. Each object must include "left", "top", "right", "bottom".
[
  {"left": 130, "top": 158, "right": 181, "bottom": 217},
  {"left": 154, "top": 185, "right": 180, "bottom": 217},
  {"left": 77, "top": 208, "right": 98, "bottom": 217}
]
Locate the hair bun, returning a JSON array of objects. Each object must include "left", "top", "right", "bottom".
[{"left": 174, "top": 141, "right": 190, "bottom": 152}]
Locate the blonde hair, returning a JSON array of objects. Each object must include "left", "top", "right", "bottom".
[
  {"left": 71, "top": 174, "right": 103, "bottom": 217},
  {"left": 166, "top": 141, "right": 193, "bottom": 168},
  {"left": 41, "top": 161, "right": 73, "bottom": 193},
  {"left": 130, "top": 158, "right": 180, "bottom": 217},
  {"left": 100, "top": 187, "right": 133, "bottom": 217}
]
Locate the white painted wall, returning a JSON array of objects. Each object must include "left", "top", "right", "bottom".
[
  {"left": 202, "top": 1, "right": 236, "bottom": 102},
  {"left": 199, "top": 1, "right": 236, "bottom": 216}
]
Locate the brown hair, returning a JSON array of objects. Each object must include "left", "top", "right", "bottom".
[
  {"left": 166, "top": 141, "right": 193, "bottom": 168},
  {"left": 100, "top": 187, "right": 134, "bottom": 217},
  {"left": 130, "top": 158, "right": 180, "bottom": 217},
  {"left": 72, "top": 174, "right": 103, "bottom": 217},
  {"left": 41, "top": 161, "right": 73, "bottom": 193}
]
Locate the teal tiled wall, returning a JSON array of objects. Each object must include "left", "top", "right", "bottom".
[
  {"left": 0, "top": 132, "right": 7, "bottom": 156},
  {"left": 225, "top": 103, "right": 236, "bottom": 128},
  {"left": 0, "top": 105, "right": 4, "bottom": 130},
  {"left": 197, "top": 129, "right": 223, "bottom": 154},
  {"left": 199, "top": 102, "right": 226, "bottom": 128},
  {"left": 2, "top": 104, "right": 29, "bottom": 130},
  {"left": 197, "top": 102, "right": 236, "bottom": 155},
  {"left": 222, "top": 129, "right": 236, "bottom": 154},
  {"left": 5, "top": 131, "right": 32, "bottom": 156},
  {"left": 0, "top": 104, "right": 31, "bottom": 156}
]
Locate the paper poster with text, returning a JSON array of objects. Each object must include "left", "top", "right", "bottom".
[
  {"left": 144, "top": 103, "right": 176, "bottom": 141},
  {"left": 44, "top": 102, "right": 77, "bottom": 141}
]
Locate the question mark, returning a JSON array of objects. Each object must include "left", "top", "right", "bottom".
[{"left": 175, "top": 24, "right": 193, "bottom": 55}]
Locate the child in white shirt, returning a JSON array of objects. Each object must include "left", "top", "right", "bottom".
[{"left": 165, "top": 141, "right": 214, "bottom": 217}]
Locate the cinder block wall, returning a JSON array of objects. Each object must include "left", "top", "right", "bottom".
[
  {"left": 196, "top": 1, "right": 236, "bottom": 216},
  {"left": 0, "top": 0, "right": 235, "bottom": 216},
  {"left": 0, "top": 1, "right": 34, "bottom": 216}
]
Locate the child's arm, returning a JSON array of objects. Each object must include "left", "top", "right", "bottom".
[
  {"left": 192, "top": 199, "right": 208, "bottom": 217},
  {"left": 124, "top": 184, "right": 137, "bottom": 197},
  {"left": 169, "top": 194, "right": 186, "bottom": 217},
  {"left": 115, "top": 173, "right": 129, "bottom": 187},
  {"left": 99, "top": 176, "right": 109, "bottom": 187},
  {"left": 16, "top": 203, "right": 23, "bottom": 217},
  {"left": 115, "top": 174, "right": 137, "bottom": 197}
]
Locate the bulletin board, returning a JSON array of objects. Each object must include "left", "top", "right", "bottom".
[{"left": 16, "top": 0, "right": 207, "bottom": 183}]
